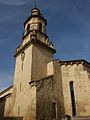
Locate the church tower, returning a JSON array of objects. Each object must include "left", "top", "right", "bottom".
[
  {"left": 11, "top": 7, "right": 56, "bottom": 120},
  {"left": 15, "top": 7, "right": 56, "bottom": 81}
]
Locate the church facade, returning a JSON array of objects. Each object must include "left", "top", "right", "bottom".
[{"left": 0, "top": 7, "right": 90, "bottom": 120}]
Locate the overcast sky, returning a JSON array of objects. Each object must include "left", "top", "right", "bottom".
[{"left": 0, "top": 0, "right": 90, "bottom": 91}]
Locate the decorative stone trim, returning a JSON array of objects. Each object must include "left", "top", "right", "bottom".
[
  {"left": 59, "top": 59, "right": 90, "bottom": 67},
  {"left": 14, "top": 39, "right": 56, "bottom": 57},
  {"left": 0, "top": 85, "right": 13, "bottom": 96},
  {"left": 0, "top": 93, "right": 12, "bottom": 102},
  {"left": 29, "top": 75, "right": 53, "bottom": 85}
]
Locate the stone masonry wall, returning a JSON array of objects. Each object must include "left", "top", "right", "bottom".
[
  {"left": 60, "top": 62, "right": 90, "bottom": 117},
  {"left": 4, "top": 94, "right": 12, "bottom": 117},
  {"left": 53, "top": 61, "right": 65, "bottom": 118},
  {"left": 0, "top": 98, "right": 6, "bottom": 119},
  {"left": 0, "top": 87, "right": 13, "bottom": 118},
  {"left": 36, "top": 76, "right": 55, "bottom": 120},
  {"left": 32, "top": 43, "right": 53, "bottom": 81},
  {"left": 36, "top": 60, "right": 65, "bottom": 120},
  {"left": 11, "top": 44, "right": 37, "bottom": 120}
]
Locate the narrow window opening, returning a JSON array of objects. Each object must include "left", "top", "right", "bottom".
[
  {"left": 52, "top": 102, "right": 57, "bottom": 119},
  {"left": 27, "top": 24, "right": 30, "bottom": 33},
  {"left": 39, "top": 23, "right": 42, "bottom": 32},
  {"left": 70, "top": 81, "right": 76, "bottom": 116},
  {"left": 21, "top": 52, "right": 25, "bottom": 70}
]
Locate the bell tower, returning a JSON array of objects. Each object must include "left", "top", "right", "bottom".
[
  {"left": 12, "top": 7, "right": 56, "bottom": 119},
  {"left": 14, "top": 7, "right": 56, "bottom": 81},
  {"left": 22, "top": 7, "right": 54, "bottom": 48},
  {"left": 24, "top": 8, "right": 47, "bottom": 36}
]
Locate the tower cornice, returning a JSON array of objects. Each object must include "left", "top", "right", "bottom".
[
  {"left": 14, "top": 39, "right": 56, "bottom": 57},
  {"left": 22, "top": 29, "right": 48, "bottom": 40}
]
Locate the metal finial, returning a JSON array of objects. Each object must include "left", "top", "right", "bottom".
[{"left": 34, "top": 0, "right": 36, "bottom": 8}]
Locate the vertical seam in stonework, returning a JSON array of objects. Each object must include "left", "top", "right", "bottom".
[{"left": 59, "top": 63, "right": 66, "bottom": 115}]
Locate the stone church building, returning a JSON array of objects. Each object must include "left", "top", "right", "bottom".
[{"left": 0, "top": 7, "right": 90, "bottom": 120}]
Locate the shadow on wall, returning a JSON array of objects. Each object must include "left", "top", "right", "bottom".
[
  {"left": 0, "top": 97, "right": 6, "bottom": 119},
  {"left": 2, "top": 117, "right": 23, "bottom": 120},
  {"left": 0, "top": 95, "right": 23, "bottom": 120}
]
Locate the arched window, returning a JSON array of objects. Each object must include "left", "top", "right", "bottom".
[
  {"left": 39, "top": 23, "right": 42, "bottom": 32},
  {"left": 27, "top": 24, "right": 30, "bottom": 33},
  {"left": 52, "top": 102, "right": 57, "bottom": 119},
  {"left": 69, "top": 81, "right": 76, "bottom": 116}
]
